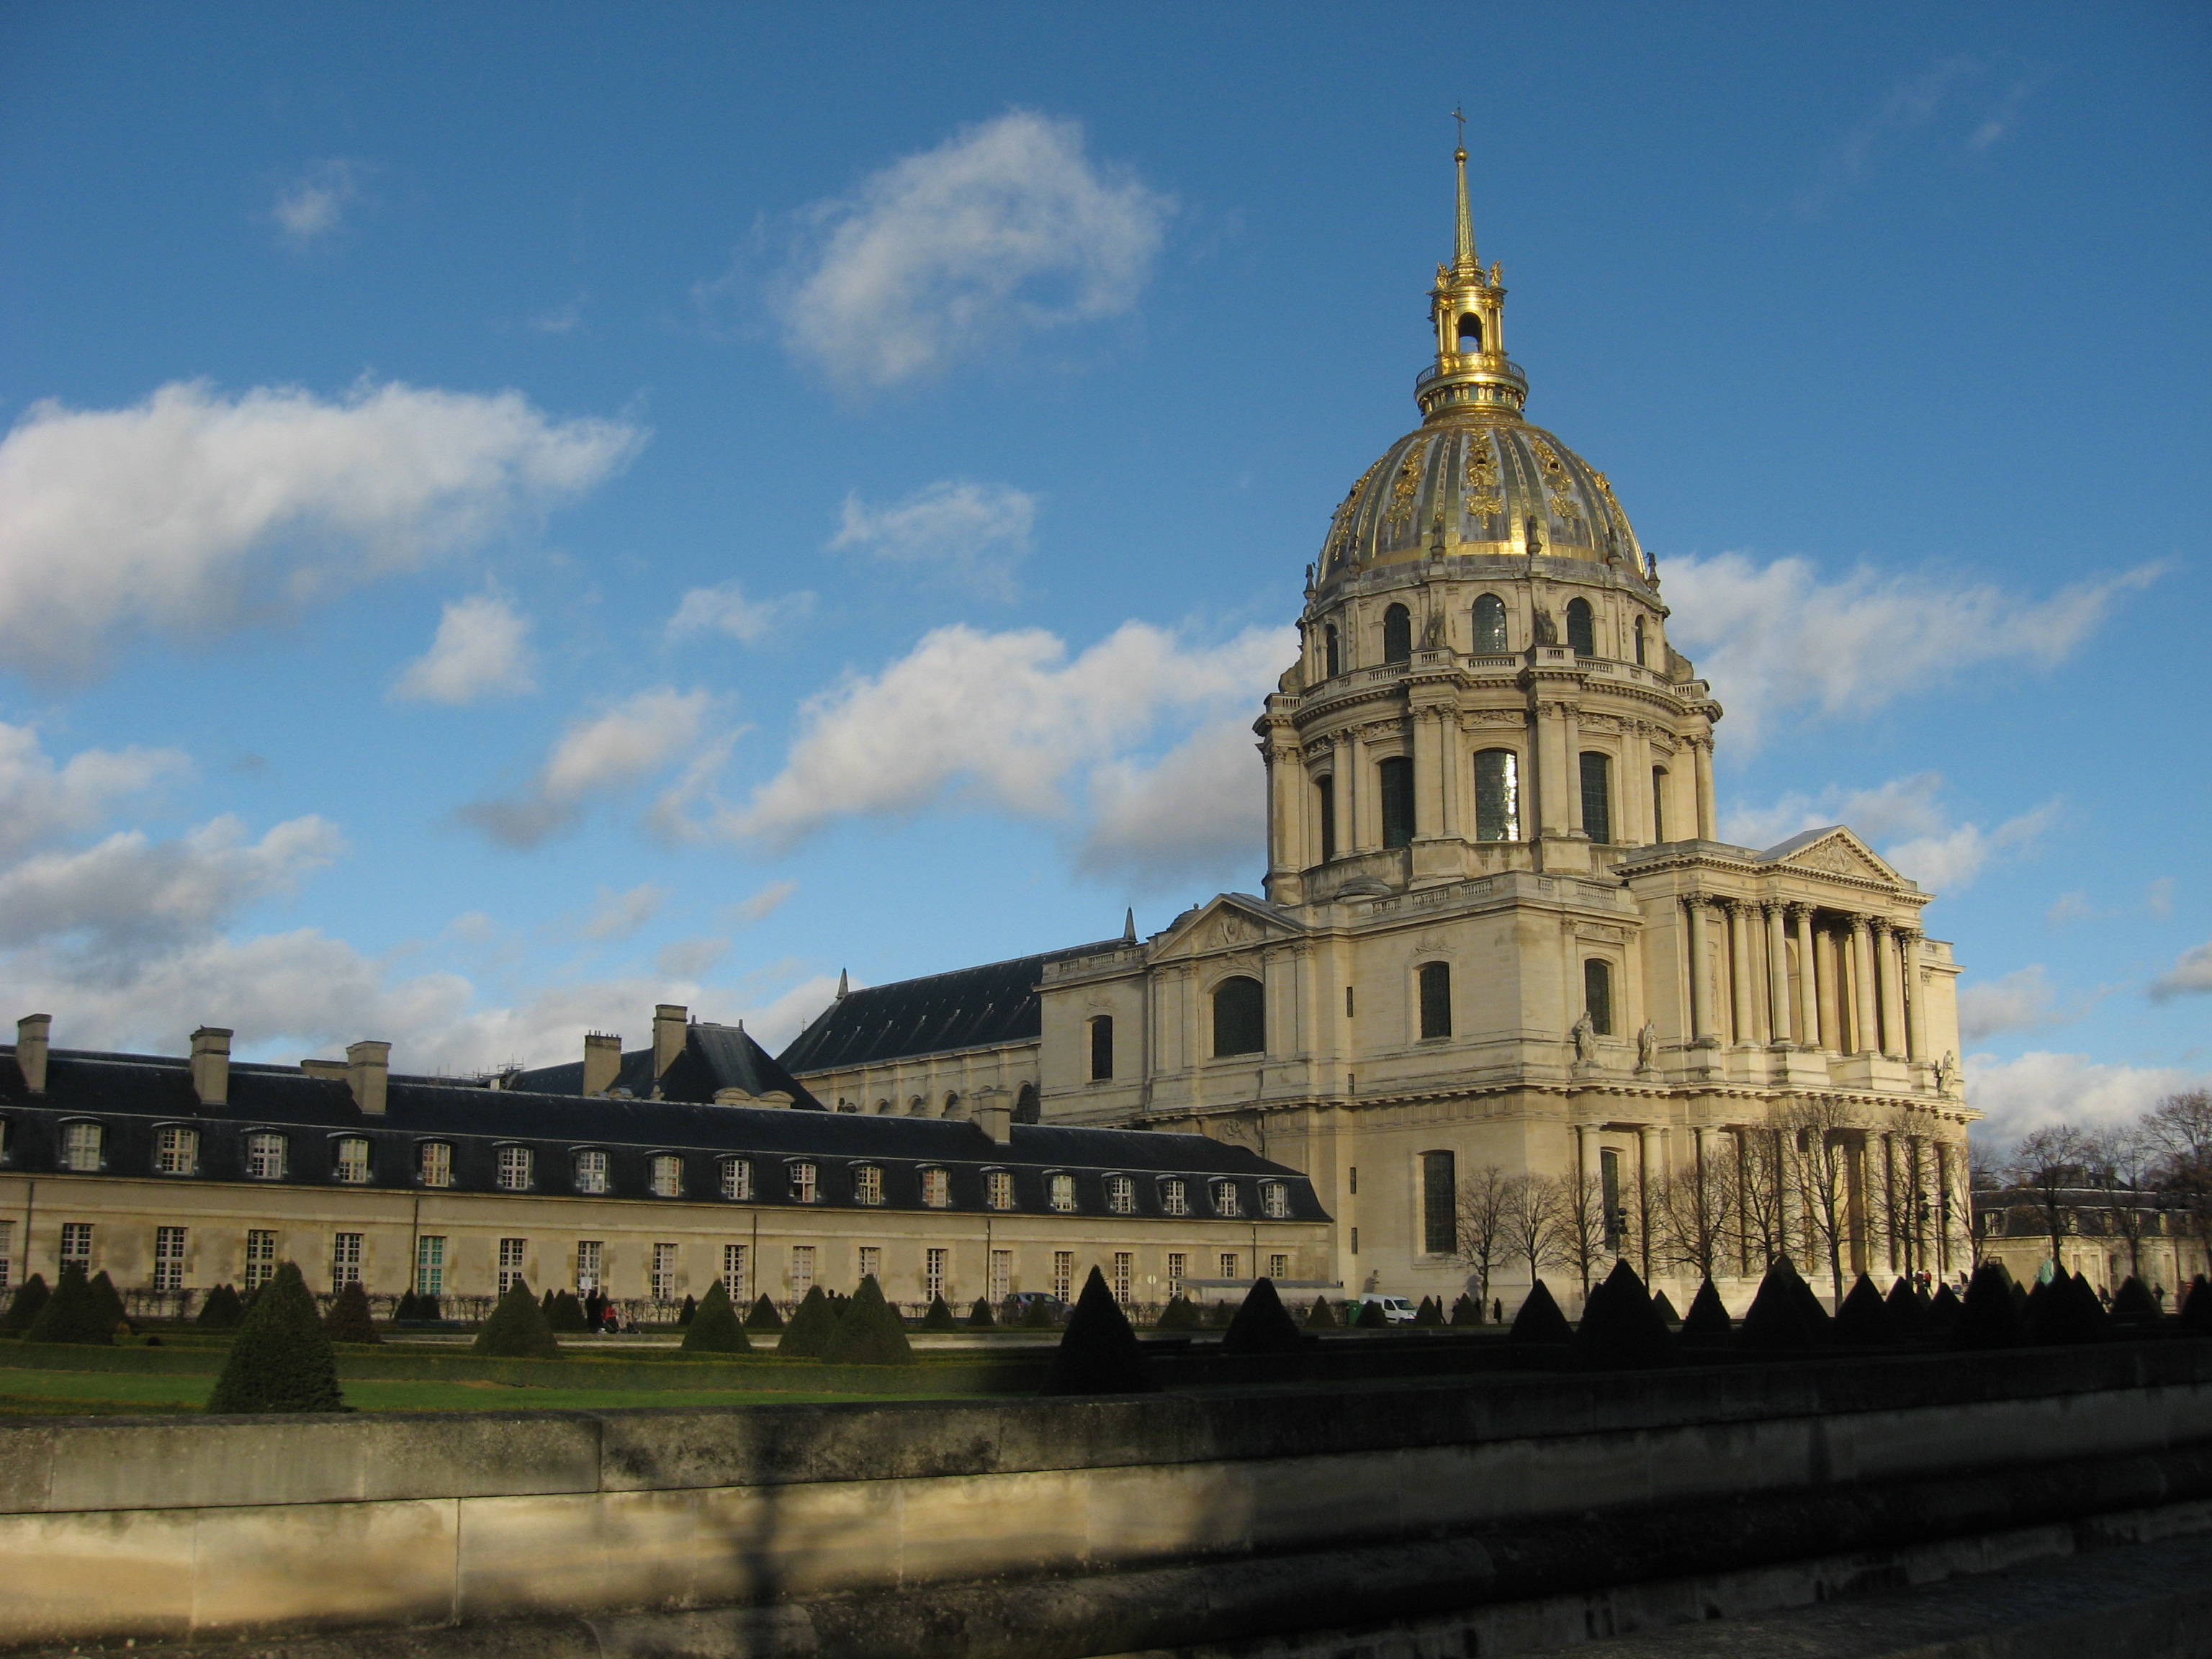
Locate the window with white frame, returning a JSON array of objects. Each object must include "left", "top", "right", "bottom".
[
  {"left": 925, "top": 1246, "right": 947, "bottom": 1300},
  {"left": 415, "top": 1235, "right": 446, "bottom": 1298},
  {"left": 985, "top": 1169, "right": 1013, "bottom": 1210},
  {"left": 575, "top": 1239, "right": 602, "bottom": 1293},
  {"left": 790, "top": 1244, "right": 814, "bottom": 1295},
  {"left": 244, "top": 1228, "right": 276, "bottom": 1290},
  {"left": 650, "top": 1242, "right": 678, "bottom": 1303},
  {"left": 1166, "top": 1251, "right": 1186, "bottom": 1296},
  {"left": 920, "top": 1167, "right": 950, "bottom": 1208},
  {"left": 498, "top": 1238, "right": 526, "bottom": 1295},
  {"left": 153, "top": 1226, "right": 186, "bottom": 1292},
  {"left": 858, "top": 1245, "right": 881, "bottom": 1285},
  {"left": 649, "top": 1155, "right": 683, "bottom": 1197},
  {"left": 244, "top": 1132, "right": 286, "bottom": 1181},
  {"left": 1051, "top": 1251, "right": 1073, "bottom": 1302},
  {"left": 789, "top": 1162, "right": 818, "bottom": 1204},
  {"left": 1047, "top": 1172, "right": 1076, "bottom": 1213},
  {"left": 332, "top": 1232, "right": 363, "bottom": 1289},
  {"left": 0, "top": 1220, "right": 14, "bottom": 1293},
  {"left": 574, "top": 1149, "right": 609, "bottom": 1195},
  {"left": 1262, "top": 1181, "right": 1290, "bottom": 1219},
  {"left": 721, "top": 1243, "right": 747, "bottom": 1303},
  {"left": 333, "top": 1136, "right": 371, "bottom": 1184},
  {"left": 1106, "top": 1174, "right": 1135, "bottom": 1215},
  {"left": 155, "top": 1125, "right": 198, "bottom": 1176},
  {"left": 60, "top": 1221, "right": 91, "bottom": 1271},
  {"left": 853, "top": 1164, "right": 884, "bottom": 1205},
  {"left": 721, "top": 1158, "right": 752, "bottom": 1200},
  {"left": 496, "top": 1146, "right": 533, "bottom": 1191},
  {"left": 989, "top": 1249, "right": 1012, "bottom": 1302},
  {"left": 1268, "top": 1252, "right": 1290, "bottom": 1281},
  {"left": 1219, "top": 1251, "right": 1238, "bottom": 1279},
  {"left": 1111, "top": 1251, "right": 1133, "bottom": 1303},
  {"left": 61, "top": 1121, "right": 104, "bottom": 1172},
  {"left": 1160, "top": 1177, "right": 1189, "bottom": 1217},
  {"left": 418, "top": 1142, "right": 453, "bottom": 1189},
  {"left": 1212, "top": 1180, "right": 1241, "bottom": 1218}
]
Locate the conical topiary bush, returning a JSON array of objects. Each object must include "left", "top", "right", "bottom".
[
  {"left": 1954, "top": 1262, "right": 2026, "bottom": 1349},
  {"left": 395, "top": 1289, "right": 420, "bottom": 1321},
  {"left": 1650, "top": 1290, "right": 1681, "bottom": 1326},
  {"left": 680, "top": 1280, "right": 752, "bottom": 1353},
  {"left": 547, "top": 1290, "right": 590, "bottom": 1332},
  {"left": 2022, "top": 1268, "right": 2062, "bottom": 1341},
  {"left": 1, "top": 1273, "right": 49, "bottom": 1334},
  {"left": 1449, "top": 1293, "right": 1482, "bottom": 1326},
  {"left": 1570, "top": 1259, "right": 1673, "bottom": 1370},
  {"left": 475, "top": 1279, "right": 563, "bottom": 1359},
  {"left": 323, "top": 1281, "right": 381, "bottom": 1344},
  {"left": 778, "top": 1285, "right": 841, "bottom": 1357},
  {"left": 88, "top": 1270, "right": 132, "bottom": 1336},
  {"left": 1154, "top": 1294, "right": 1201, "bottom": 1331},
  {"left": 919, "top": 1295, "right": 958, "bottom": 1331},
  {"left": 1043, "top": 1267, "right": 1157, "bottom": 1395},
  {"left": 1679, "top": 1277, "right": 1733, "bottom": 1349},
  {"left": 1412, "top": 1295, "right": 1444, "bottom": 1327},
  {"left": 1928, "top": 1282, "right": 1963, "bottom": 1332},
  {"left": 1222, "top": 1278, "right": 1305, "bottom": 1357},
  {"left": 745, "top": 1292, "right": 785, "bottom": 1331},
  {"left": 966, "top": 1297, "right": 997, "bottom": 1328},
  {"left": 2182, "top": 1276, "right": 2212, "bottom": 1335},
  {"left": 2110, "top": 1274, "right": 2161, "bottom": 1330},
  {"left": 206, "top": 1262, "right": 345, "bottom": 1413},
  {"left": 1022, "top": 1295, "right": 1057, "bottom": 1328},
  {"left": 1509, "top": 1280, "right": 1574, "bottom": 1345},
  {"left": 1884, "top": 1277, "right": 1930, "bottom": 1336},
  {"left": 1738, "top": 1258, "right": 1827, "bottom": 1354},
  {"left": 1353, "top": 1298, "right": 1393, "bottom": 1330},
  {"left": 677, "top": 1294, "right": 697, "bottom": 1327},
  {"left": 1304, "top": 1295, "right": 1337, "bottom": 1329},
  {"left": 1207, "top": 1298, "right": 1233, "bottom": 1327},
  {"left": 196, "top": 1282, "right": 244, "bottom": 1329},
  {"left": 822, "top": 1275, "right": 915, "bottom": 1366},
  {"left": 2031, "top": 1269, "right": 2110, "bottom": 1345},
  {"left": 24, "top": 1265, "right": 114, "bottom": 1344},
  {"left": 1833, "top": 1274, "right": 1895, "bottom": 1347}
]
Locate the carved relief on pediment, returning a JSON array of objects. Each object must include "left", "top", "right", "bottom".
[{"left": 1784, "top": 833, "right": 1894, "bottom": 881}]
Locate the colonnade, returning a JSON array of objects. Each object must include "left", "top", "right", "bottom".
[{"left": 1681, "top": 897, "right": 1925, "bottom": 1061}]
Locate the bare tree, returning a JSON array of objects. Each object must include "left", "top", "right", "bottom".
[
  {"left": 1552, "top": 1169, "right": 1610, "bottom": 1297},
  {"left": 2009, "top": 1124, "right": 2092, "bottom": 1273},
  {"left": 1649, "top": 1153, "right": 1737, "bottom": 1284},
  {"left": 2087, "top": 1125, "right": 2155, "bottom": 1284},
  {"left": 2144, "top": 1089, "right": 2212, "bottom": 1280},
  {"left": 1735, "top": 1126, "right": 1790, "bottom": 1274},
  {"left": 1498, "top": 1174, "right": 1566, "bottom": 1295},
  {"left": 1453, "top": 1165, "right": 1511, "bottom": 1307},
  {"left": 1781, "top": 1098, "right": 1857, "bottom": 1304},
  {"left": 1962, "top": 1139, "right": 2004, "bottom": 1270}
]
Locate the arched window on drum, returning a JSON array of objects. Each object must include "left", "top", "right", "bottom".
[
  {"left": 1565, "top": 598, "right": 1596, "bottom": 657},
  {"left": 1471, "top": 593, "right": 1508, "bottom": 652},
  {"left": 1382, "top": 603, "right": 1412, "bottom": 665}
]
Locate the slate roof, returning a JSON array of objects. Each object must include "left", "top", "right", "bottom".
[
  {"left": 777, "top": 939, "right": 1123, "bottom": 1075},
  {"left": 510, "top": 1020, "right": 826, "bottom": 1110}
]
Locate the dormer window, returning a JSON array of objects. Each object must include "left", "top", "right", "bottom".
[
  {"left": 789, "top": 1161, "right": 819, "bottom": 1205},
  {"left": 649, "top": 1155, "right": 683, "bottom": 1197},
  {"left": 853, "top": 1164, "right": 884, "bottom": 1205},
  {"left": 155, "top": 1125, "right": 199, "bottom": 1177},
  {"left": 1262, "top": 1181, "right": 1290, "bottom": 1220},
  {"left": 418, "top": 1141, "right": 454, "bottom": 1189},
  {"left": 333, "top": 1136, "right": 371, "bottom": 1184},
  {"left": 721, "top": 1157, "right": 752, "bottom": 1200},
  {"left": 1160, "top": 1177, "right": 1190, "bottom": 1217},
  {"left": 985, "top": 1170, "right": 1014, "bottom": 1210},
  {"left": 1106, "top": 1174, "right": 1135, "bottom": 1215},
  {"left": 920, "top": 1167, "right": 951, "bottom": 1208},
  {"left": 496, "top": 1145, "right": 533, "bottom": 1192},
  {"left": 244, "top": 1131, "right": 286, "bottom": 1182},
  {"left": 574, "top": 1148, "right": 609, "bottom": 1195},
  {"left": 61, "top": 1121, "right": 104, "bottom": 1172},
  {"left": 1212, "top": 1180, "right": 1241, "bottom": 1218},
  {"left": 1047, "top": 1172, "right": 1076, "bottom": 1213}
]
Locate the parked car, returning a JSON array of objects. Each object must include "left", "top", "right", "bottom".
[
  {"left": 1002, "top": 1292, "right": 1065, "bottom": 1323},
  {"left": 1354, "top": 1294, "right": 1419, "bottom": 1325}
]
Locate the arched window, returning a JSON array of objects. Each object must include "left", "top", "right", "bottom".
[
  {"left": 1089, "top": 1015, "right": 1114, "bottom": 1081},
  {"left": 1315, "top": 775, "right": 1336, "bottom": 862},
  {"left": 1473, "top": 749, "right": 1519, "bottom": 842},
  {"left": 1633, "top": 616, "right": 1647, "bottom": 666},
  {"left": 1213, "top": 976, "right": 1265, "bottom": 1057},
  {"left": 942, "top": 1092, "right": 960, "bottom": 1118},
  {"left": 1457, "top": 312, "right": 1483, "bottom": 352},
  {"left": 1565, "top": 598, "right": 1596, "bottom": 657},
  {"left": 1382, "top": 603, "right": 1412, "bottom": 664},
  {"left": 1579, "top": 751, "right": 1613, "bottom": 845},
  {"left": 1651, "top": 767, "right": 1668, "bottom": 842},
  {"left": 1324, "top": 625, "right": 1340, "bottom": 678},
  {"left": 1014, "top": 1082, "right": 1040, "bottom": 1124},
  {"left": 1378, "top": 755, "right": 1415, "bottom": 848},
  {"left": 1471, "top": 593, "right": 1508, "bottom": 652},
  {"left": 1418, "top": 961, "right": 1452, "bottom": 1039},
  {"left": 1584, "top": 959, "right": 1614, "bottom": 1036}
]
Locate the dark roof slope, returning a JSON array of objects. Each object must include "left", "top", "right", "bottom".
[
  {"left": 778, "top": 940, "right": 1120, "bottom": 1075},
  {"left": 509, "top": 1020, "right": 824, "bottom": 1110}
]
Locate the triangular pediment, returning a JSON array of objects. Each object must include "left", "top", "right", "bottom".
[
  {"left": 1759, "top": 826, "right": 1907, "bottom": 886},
  {"left": 1156, "top": 892, "right": 1299, "bottom": 958}
]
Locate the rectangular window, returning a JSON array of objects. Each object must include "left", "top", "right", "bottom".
[
  {"left": 722, "top": 1244, "right": 747, "bottom": 1303},
  {"left": 1106, "top": 1174, "right": 1135, "bottom": 1215},
  {"left": 245, "top": 1132, "right": 286, "bottom": 1182},
  {"left": 1419, "top": 961, "right": 1452, "bottom": 1039},
  {"left": 1579, "top": 751, "right": 1612, "bottom": 846},
  {"left": 650, "top": 1243, "right": 679, "bottom": 1303},
  {"left": 1111, "top": 1251, "right": 1133, "bottom": 1303},
  {"left": 790, "top": 1245, "right": 814, "bottom": 1295},
  {"left": 243, "top": 1228, "right": 276, "bottom": 1291},
  {"left": 1584, "top": 958, "right": 1614, "bottom": 1037},
  {"left": 1262, "top": 1181, "right": 1290, "bottom": 1220},
  {"left": 333, "top": 1137, "right": 371, "bottom": 1184},
  {"left": 920, "top": 1168, "right": 950, "bottom": 1208},
  {"left": 1474, "top": 750, "right": 1520, "bottom": 842},
  {"left": 858, "top": 1245, "right": 881, "bottom": 1285},
  {"left": 1048, "top": 1173, "right": 1076, "bottom": 1213},
  {"left": 649, "top": 1155, "right": 683, "bottom": 1198},
  {"left": 1316, "top": 775, "right": 1336, "bottom": 862},
  {"left": 1651, "top": 768, "right": 1668, "bottom": 842},
  {"left": 415, "top": 1235, "right": 446, "bottom": 1298},
  {"left": 1051, "top": 1250, "right": 1073, "bottom": 1303},
  {"left": 332, "top": 1232, "right": 363, "bottom": 1290},
  {"left": 985, "top": 1169, "right": 1013, "bottom": 1210},
  {"left": 418, "top": 1142, "right": 453, "bottom": 1189},
  {"left": 0, "top": 1220, "right": 13, "bottom": 1293},
  {"left": 989, "top": 1249, "right": 1012, "bottom": 1302},
  {"left": 1160, "top": 1177, "right": 1188, "bottom": 1217},
  {"left": 1351, "top": 1226, "right": 1359, "bottom": 1254},
  {"left": 576, "top": 1239, "right": 603, "bottom": 1294},
  {"left": 153, "top": 1226, "right": 187, "bottom": 1292},
  {"left": 721, "top": 1158, "right": 753, "bottom": 1200},
  {"left": 1601, "top": 1148, "right": 1623, "bottom": 1254},
  {"left": 790, "top": 1163, "right": 818, "bottom": 1204},
  {"left": 1213, "top": 1181, "right": 1241, "bottom": 1218},
  {"left": 62, "top": 1122, "right": 104, "bottom": 1172},
  {"left": 575, "top": 1150, "right": 608, "bottom": 1195},
  {"left": 1421, "top": 1151, "right": 1457, "bottom": 1256},
  {"left": 498, "top": 1238, "right": 526, "bottom": 1295},
  {"left": 155, "top": 1125, "right": 198, "bottom": 1176},
  {"left": 925, "top": 1247, "right": 947, "bottom": 1300},
  {"left": 1269, "top": 1252, "right": 1290, "bottom": 1281},
  {"left": 1378, "top": 755, "right": 1415, "bottom": 850},
  {"left": 497, "top": 1146, "right": 533, "bottom": 1191},
  {"left": 853, "top": 1165, "right": 884, "bottom": 1205},
  {"left": 1089, "top": 1015, "right": 1114, "bottom": 1081},
  {"left": 1219, "top": 1251, "right": 1238, "bottom": 1280},
  {"left": 1166, "top": 1251, "right": 1186, "bottom": 1295}
]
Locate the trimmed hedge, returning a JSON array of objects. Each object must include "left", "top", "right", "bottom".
[
  {"left": 195, "top": 1283, "right": 244, "bottom": 1330},
  {"left": 1570, "top": 1259, "right": 1673, "bottom": 1370},
  {"left": 778, "top": 1285, "right": 841, "bottom": 1357},
  {"left": 1507, "top": 1280, "right": 1573, "bottom": 1345},
  {"left": 1738, "top": 1257, "right": 1829, "bottom": 1353},
  {"left": 1044, "top": 1267, "right": 1156, "bottom": 1395},
  {"left": 1680, "top": 1277, "right": 1732, "bottom": 1348},
  {"left": 965, "top": 1297, "right": 997, "bottom": 1329},
  {"left": 1, "top": 1274, "right": 49, "bottom": 1334},
  {"left": 680, "top": 1280, "right": 752, "bottom": 1353},
  {"left": 821, "top": 1275, "right": 914, "bottom": 1366},
  {"left": 24, "top": 1265, "right": 114, "bottom": 1346},
  {"left": 1449, "top": 1293, "right": 1482, "bottom": 1327},
  {"left": 1833, "top": 1274, "right": 1895, "bottom": 1347},
  {"left": 323, "top": 1282, "right": 382, "bottom": 1344},
  {"left": 1954, "top": 1262, "right": 2026, "bottom": 1349},
  {"left": 919, "top": 1295, "right": 958, "bottom": 1332},
  {"left": 547, "top": 1290, "right": 590, "bottom": 1333},
  {"left": 474, "top": 1280, "right": 563, "bottom": 1360},
  {"left": 745, "top": 1293, "right": 785, "bottom": 1331},
  {"left": 1222, "top": 1278, "right": 1305, "bottom": 1357},
  {"left": 206, "top": 1262, "right": 345, "bottom": 1413},
  {"left": 1154, "top": 1294, "right": 1202, "bottom": 1331},
  {"left": 1304, "top": 1295, "right": 1338, "bottom": 1329}
]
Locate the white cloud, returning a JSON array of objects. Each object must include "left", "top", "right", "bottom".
[
  {"left": 1662, "top": 554, "right": 2157, "bottom": 747},
  {"left": 579, "top": 882, "right": 667, "bottom": 943},
  {"left": 1079, "top": 717, "right": 1264, "bottom": 889},
  {"left": 732, "top": 878, "right": 798, "bottom": 925},
  {"left": 272, "top": 159, "right": 363, "bottom": 244},
  {"left": 1957, "top": 966, "right": 2100, "bottom": 1043},
  {"left": 390, "top": 591, "right": 536, "bottom": 704},
  {"left": 2150, "top": 938, "right": 2212, "bottom": 1004},
  {"left": 771, "top": 110, "right": 1170, "bottom": 390},
  {"left": 0, "top": 721, "right": 191, "bottom": 861},
  {"left": 0, "top": 379, "right": 644, "bottom": 681},
  {"left": 727, "top": 620, "right": 1292, "bottom": 852},
  {"left": 1965, "top": 1051, "right": 2212, "bottom": 1147},
  {"left": 529, "top": 295, "right": 587, "bottom": 336},
  {"left": 732, "top": 973, "right": 842, "bottom": 1053},
  {"left": 830, "top": 480, "right": 1035, "bottom": 600},
  {"left": 458, "top": 687, "right": 718, "bottom": 848},
  {"left": 1719, "top": 772, "right": 2053, "bottom": 891},
  {"left": 666, "top": 581, "right": 816, "bottom": 644},
  {"left": 656, "top": 936, "right": 729, "bottom": 979}
]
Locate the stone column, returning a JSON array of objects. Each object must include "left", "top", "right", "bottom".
[
  {"left": 1562, "top": 703, "right": 1584, "bottom": 835},
  {"left": 1851, "top": 917, "right": 1879, "bottom": 1056},
  {"left": 1349, "top": 728, "right": 1373, "bottom": 853},
  {"left": 1627, "top": 721, "right": 1653, "bottom": 845},
  {"left": 1330, "top": 733, "right": 1352, "bottom": 860},
  {"left": 1727, "top": 901, "right": 1755, "bottom": 1046},
  {"left": 1638, "top": 1125, "right": 1663, "bottom": 1278},
  {"left": 1899, "top": 930, "right": 1926, "bottom": 1061},
  {"left": 1694, "top": 737, "right": 1717, "bottom": 840},
  {"left": 1412, "top": 709, "right": 1439, "bottom": 840},
  {"left": 1264, "top": 730, "right": 1301, "bottom": 878},
  {"left": 1438, "top": 713, "right": 1462, "bottom": 841},
  {"left": 1790, "top": 905, "right": 1820, "bottom": 1049},
  {"left": 1765, "top": 903, "right": 1794, "bottom": 1045},
  {"left": 1685, "top": 899, "right": 1717, "bottom": 1044},
  {"left": 1534, "top": 702, "right": 1566, "bottom": 837}
]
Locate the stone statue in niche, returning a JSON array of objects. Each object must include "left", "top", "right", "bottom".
[
  {"left": 1570, "top": 1011, "right": 1597, "bottom": 1068},
  {"left": 1635, "top": 1020, "right": 1658, "bottom": 1074},
  {"left": 1934, "top": 1051, "right": 1959, "bottom": 1095},
  {"left": 1421, "top": 606, "right": 1447, "bottom": 648},
  {"left": 1533, "top": 608, "right": 1559, "bottom": 646}
]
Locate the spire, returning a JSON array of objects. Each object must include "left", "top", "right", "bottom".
[
  {"left": 835, "top": 967, "right": 848, "bottom": 999},
  {"left": 1452, "top": 133, "right": 1477, "bottom": 274},
  {"left": 1419, "top": 130, "right": 1526, "bottom": 423},
  {"left": 1122, "top": 907, "right": 1136, "bottom": 943}
]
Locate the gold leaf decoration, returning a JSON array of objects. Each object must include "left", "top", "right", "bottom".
[
  {"left": 1385, "top": 441, "right": 1427, "bottom": 529},
  {"left": 1461, "top": 434, "right": 1503, "bottom": 517}
]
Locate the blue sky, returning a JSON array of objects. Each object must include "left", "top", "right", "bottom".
[{"left": 1, "top": 3, "right": 2205, "bottom": 1143}]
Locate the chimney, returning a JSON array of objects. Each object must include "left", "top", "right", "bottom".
[
  {"left": 583, "top": 1031, "right": 622, "bottom": 1096},
  {"left": 15, "top": 1015, "right": 50, "bottom": 1094},
  {"left": 189, "top": 1027, "right": 233, "bottom": 1107},
  {"left": 346, "top": 1040, "right": 390, "bottom": 1115},
  {"left": 653, "top": 1004, "right": 688, "bottom": 1078},
  {"left": 973, "top": 1086, "right": 1012, "bottom": 1146}
]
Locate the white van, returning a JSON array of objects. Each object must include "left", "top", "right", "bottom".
[{"left": 1354, "top": 1294, "right": 1419, "bottom": 1325}]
